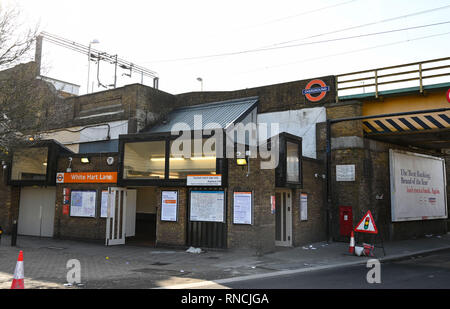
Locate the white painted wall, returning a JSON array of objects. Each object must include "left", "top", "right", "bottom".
[
  {"left": 80, "top": 120, "right": 128, "bottom": 143},
  {"left": 257, "top": 107, "right": 326, "bottom": 159}
]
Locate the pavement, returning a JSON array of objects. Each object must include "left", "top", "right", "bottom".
[{"left": 0, "top": 232, "right": 449, "bottom": 289}]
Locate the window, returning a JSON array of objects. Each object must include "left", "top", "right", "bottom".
[
  {"left": 169, "top": 138, "right": 216, "bottom": 179},
  {"left": 11, "top": 147, "right": 48, "bottom": 181},
  {"left": 286, "top": 141, "right": 300, "bottom": 183},
  {"left": 123, "top": 141, "right": 166, "bottom": 179},
  {"left": 274, "top": 133, "right": 302, "bottom": 187}
]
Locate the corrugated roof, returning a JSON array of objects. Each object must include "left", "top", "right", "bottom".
[{"left": 147, "top": 97, "right": 258, "bottom": 133}]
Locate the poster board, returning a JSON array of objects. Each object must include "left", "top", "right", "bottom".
[
  {"left": 300, "top": 193, "right": 308, "bottom": 221},
  {"left": 190, "top": 191, "right": 225, "bottom": 222},
  {"left": 390, "top": 149, "right": 448, "bottom": 222},
  {"left": 70, "top": 190, "right": 97, "bottom": 218},
  {"left": 100, "top": 190, "right": 108, "bottom": 218},
  {"left": 161, "top": 191, "right": 178, "bottom": 222},
  {"left": 233, "top": 192, "right": 252, "bottom": 225}
]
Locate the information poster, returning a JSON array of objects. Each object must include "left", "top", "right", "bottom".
[
  {"left": 336, "top": 165, "right": 355, "bottom": 181},
  {"left": 233, "top": 192, "right": 252, "bottom": 225},
  {"left": 190, "top": 191, "right": 225, "bottom": 222},
  {"left": 300, "top": 193, "right": 308, "bottom": 221},
  {"left": 100, "top": 190, "right": 109, "bottom": 218},
  {"left": 271, "top": 195, "right": 276, "bottom": 214},
  {"left": 70, "top": 190, "right": 97, "bottom": 218},
  {"left": 161, "top": 191, "right": 178, "bottom": 222}
]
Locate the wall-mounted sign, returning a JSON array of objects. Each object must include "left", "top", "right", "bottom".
[
  {"left": 190, "top": 191, "right": 225, "bottom": 222},
  {"left": 271, "top": 195, "right": 276, "bottom": 214},
  {"left": 161, "top": 191, "right": 178, "bottom": 222},
  {"left": 336, "top": 165, "right": 355, "bottom": 182},
  {"left": 70, "top": 190, "right": 97, "bottom": 218},
  {"left": 187, "top": 175, "right": 221, "bottom": 186},
  {"left": 233, "top": 192, "right": 252, "bottom": 225},
  {"left": 56, "top": 172, "right": 117, "bottom": 184},
  {"left": 300, "top": 193, "right": 308, "bottom": 221},
  {"left": 100, "top": 190, "right": 109, "bottom": 218},
  {"left": 446, "top": 88, "right": 450, "bottom": 103},
  {"left": 302, "top": 79, "right": 330, "bottom": 102}
]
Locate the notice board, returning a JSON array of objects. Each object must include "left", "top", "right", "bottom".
[
  {"left": 100, "top": 190, "right": 108, "bottom": 218},
  {"left": 70, "top": 190, "right": 97, "bottom": 218},
  {"left": 190, "top": 191, "right": 225, "bottom": 222},
  {"left": 233, "top": 192, "right": 252, "bottom": 225},
  {"left": 161, "top": 191, "right": 178, "bottom": 222},
  {"left": 300, "top": 193, "right": 308, "bottom": 221}
]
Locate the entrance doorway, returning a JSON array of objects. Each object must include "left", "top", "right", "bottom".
[
  {"left": 130, "top": 187, "right": 158, "bottom": 246},
  {"left": 105, "top": 187, "right": 157, "bottom": 246},
  {"left": 105, "top": 188, "right": 137, "bottom": 246},
  {"left": 18, "top": 187, "right": 56, "bottom": 237},
  {"left": 275, "top": 189, "right": 292, "bottom": 247}
]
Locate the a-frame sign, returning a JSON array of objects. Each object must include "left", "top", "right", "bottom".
[{"left": 354, "top": 210, "right": 378, "bottom": 234}]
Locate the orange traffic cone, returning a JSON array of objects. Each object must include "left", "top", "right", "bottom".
[
  {"left": 11, "top": 251, "right": 24, "bottom": 289},
  {"left": 349, "top": 231, "right": 355, "bottom": 254}
]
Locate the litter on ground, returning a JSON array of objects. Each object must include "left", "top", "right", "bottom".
[{"left": 186, "top": 247, "right": 202, "bottom": 254}]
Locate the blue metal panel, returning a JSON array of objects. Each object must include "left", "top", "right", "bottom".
[{"left": 79, "top": 139, "right": 119, "bottom": 153}]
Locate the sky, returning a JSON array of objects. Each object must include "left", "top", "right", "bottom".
[{"left": 4, "top": 0, "right": 450, "bottom": 95}]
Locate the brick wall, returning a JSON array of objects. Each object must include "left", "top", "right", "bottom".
[
  {"left": 0, "top": 170, "right": 20, "bottom": 233},
  {"left": 292, "top": 157, "right": 327, "bottom": 247},
  {"left": 175, "top": 76, "right": 336, "bottom": 114},
  {"left": 227, "top": 156, "right": 276, "bottom": 253},
  {"left": 155, "top": 187, "right": 187, "bottom": 247},
  {"left": 54, "top": 153, "right": 118, "bottom": 240}
]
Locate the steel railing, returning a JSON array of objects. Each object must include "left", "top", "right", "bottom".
[{"left": 336, "top": 57, "right": 450, "bottom": 102}]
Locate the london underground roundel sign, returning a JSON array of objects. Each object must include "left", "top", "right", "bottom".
[
  {"left": 446, "top": 88, "right": 450, "bottom": 103},
  {"left": 302, "top": 79, "right": 330, "bottom": 102}
]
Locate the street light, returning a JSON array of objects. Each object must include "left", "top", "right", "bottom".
[
  {"left": 197, "top": 77, "right": 203, "bottom": 91},
  {"left": 87, "top": 39, "right": 100, "bottom": 94}
]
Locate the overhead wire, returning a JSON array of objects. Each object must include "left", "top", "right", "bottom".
[
  {"left": 142, "top": 3, "right": 450, "bottom": 64},
  {"left": 236, "top": 30, "right": 450, "bottom": 75},
  {"left": 144, "top": 20, "right": 450, "bottom": 63}
]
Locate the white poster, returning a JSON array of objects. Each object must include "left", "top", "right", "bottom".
[
  {"left": 161, "top": 191, "right": 178, "bottom": 222},
  {"left": 190, "top": 191, "right": 225, "bottom": 222},
  {"left": 70, "top": 190, "right": 97, "bottom": 218},
  {"left": 300, "top": 193, "right": 308, "bottom": 221},
  {"left": 100, "top": 190, "right": 108, "bottom": 218},
  {"left": 233, "top": 192, "right": 252, "bottom": 225},
  {"left": 390, "top": 149, "right": 448, "bottom": 222},
  {"left": 336, "top": 165, "right": 355, "bottom": 181}
]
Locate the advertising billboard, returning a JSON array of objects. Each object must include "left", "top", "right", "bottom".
[{"left": 389, "top": 149, "right": 448, "bottom": 222}]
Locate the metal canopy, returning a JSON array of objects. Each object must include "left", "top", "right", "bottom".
[{"left": 146, "top": 97, "right": 258, "bottom": 133}]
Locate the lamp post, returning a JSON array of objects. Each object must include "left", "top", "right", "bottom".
[
  {"left": 197, "top": 77, "right": 203, "bottom": 91},
  {"left": 87, "top": 39, "right": 100, "bottom": 94}
]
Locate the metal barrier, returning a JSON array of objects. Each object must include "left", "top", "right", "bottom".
[{"left": 336, "top": 57, "right": 450, "bottom": 102}]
